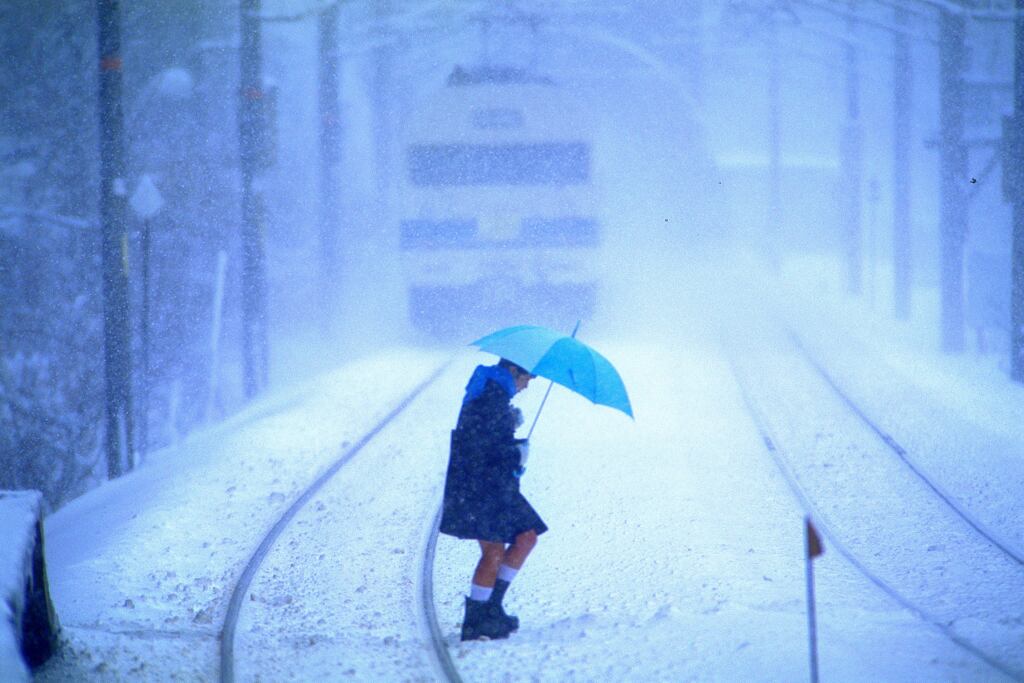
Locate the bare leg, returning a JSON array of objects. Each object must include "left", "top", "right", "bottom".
[
  {"left": 502, "top": 529, "right": 538, "bottom": 570},
  {"left": 472, "top": 541, "right": 506, "bottom": 587}
]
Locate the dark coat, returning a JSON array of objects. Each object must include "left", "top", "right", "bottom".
[{"left": 439, "top": 374, "right": 548, "bottom": 544}]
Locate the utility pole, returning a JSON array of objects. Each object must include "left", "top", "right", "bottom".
[
  {"left": 96, "top": 0, "right": 134, "bottom": 478},
  {"left": 938, "top": 9, "right": 968, "bottom": 353},
  {"left": 840, "top": 0, "right": 863, "bottom": 295},
  {"left": 318, "top": 3, "right": 341, "bottom": 340},
  {"left": 1008, "top": 0, "right": 1024, "bottom": 380},
  {"left": 681, "top": 1, "right": 705, "bottom": 105},
  {"left": 767, "top": 12, "right": 782, "bottom": 270},
  {"left": 892, "top": 6, "right": 913, "bottom": 320},
  {"left": 239, "top": 0, "right": 269, "bottom": 397},
  {"left": 373, "top": 0, "right": 394, "bottom": 213}
]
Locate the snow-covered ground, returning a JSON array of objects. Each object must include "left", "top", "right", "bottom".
[{"left": 27, "top": 253, "right": 1024, "bottom": 681}]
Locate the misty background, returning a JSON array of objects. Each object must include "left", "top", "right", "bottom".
[{"left": 0, "top": 0, "right": 1019, "bottom": 510}]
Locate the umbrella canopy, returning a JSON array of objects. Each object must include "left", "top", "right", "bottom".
[{"left": 471, "top": 324, "right": 633, "bottom": 419}]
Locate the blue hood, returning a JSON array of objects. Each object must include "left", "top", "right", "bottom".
[{"left": 463, "top": 364, "right": 516, "bottom": 404}]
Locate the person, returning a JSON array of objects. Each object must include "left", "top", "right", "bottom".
[{"left": 440, "top": 357, "right": 548, "bottom": 641}]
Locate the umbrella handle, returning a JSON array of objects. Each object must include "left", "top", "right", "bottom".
[{"left": 525, "top": 320, "right": 580, "bottom": 440}]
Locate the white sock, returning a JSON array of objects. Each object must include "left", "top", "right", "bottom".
[
  {"left": 497, "top": 564, "right": 519, "bottom": 583},
  {"left": 470, "top": 583, "right": 493, "bottom": 601}
]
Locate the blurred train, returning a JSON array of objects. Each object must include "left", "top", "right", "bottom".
[{"left": 398, "top": 65, "right": 601, "bottom": 335}]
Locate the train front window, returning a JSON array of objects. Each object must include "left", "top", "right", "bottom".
[{"left": 408, "top": 142, "right": 589, "bottom": 186}]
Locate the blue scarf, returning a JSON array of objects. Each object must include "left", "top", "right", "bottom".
[{"left": 462, "top": 364, "right": 516, "bottom": 404}]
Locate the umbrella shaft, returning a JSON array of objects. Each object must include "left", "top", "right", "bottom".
[
  {"left": 527, "top": 380, "right": 556, "bottom": 440},
  {"left": 526, "top": 321, "right": 579, "bottom": 440}
]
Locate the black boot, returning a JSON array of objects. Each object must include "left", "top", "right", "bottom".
[
  {"left": 460, "top": 597, "right": 512, "bottom": 641},
  {"left": 489, "top": 579, "right": 519, "bottom": 631}
]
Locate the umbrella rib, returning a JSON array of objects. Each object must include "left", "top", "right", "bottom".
[{"left": 586, "top": 346, "right": 597, "bottom": 402}]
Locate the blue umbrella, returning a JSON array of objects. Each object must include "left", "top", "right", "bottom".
[{"left": 471, "top": 323, "right": 633, "bottom": 437}]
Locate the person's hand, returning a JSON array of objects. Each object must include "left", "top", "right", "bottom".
[{"left": 516, "top": 440, "right": 529, "bottom": 466}]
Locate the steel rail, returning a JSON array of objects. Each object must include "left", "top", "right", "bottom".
[
  {"left": 789, "top": 331, "right": 1024, "bottom": 569},
  {"left": 724, "top": 347, "right": 1024, "bottom": 681},
  {"left": 421, "top": 503, "right": 464, "bottom": 683},
  {"left": 218, "top": 360, "right": 451, "bottom": 683}
]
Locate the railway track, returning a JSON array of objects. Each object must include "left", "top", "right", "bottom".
[
  {"left": 217, "top": 331, "right": 1024, "bottom": 681},
  {"left": 725, "top": 334, "right": 1024, "bottom": 682},
  {"left": 217, "top": 360, "right": 462, "bottom": 683},
  {"left": 421, "top": 504, "right": 463, "bottom": 683},
  {"left": 789, "top": 331, "right": 1024, "bottom": 568}
]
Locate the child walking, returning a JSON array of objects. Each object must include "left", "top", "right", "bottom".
[{"left": 439, "top": 357, "right": 548, "bottom": 641}]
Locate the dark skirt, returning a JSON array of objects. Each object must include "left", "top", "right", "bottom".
[{"left": 440, "top": 486, "right": 548, "bottom": 544}]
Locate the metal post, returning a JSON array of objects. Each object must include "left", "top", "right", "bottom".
[
  {"left": 767, "top": 13, "right": 782, "bottom": 270},
  {"left": 140, "top": 217, "right": 151, "bottom": 456},
  {"left": 892, "top": 6, "right": 913, "bottom": 320},
  {"left": 868, "top": 177, "right": 880, "bottom": 306},
  {"left": 318, "top": 4, "right": 341, "bottom": 340},
  {"left": 805, "top": 517, "right": 823, "bottom": 683},
  {"left": 682, "top": 1, "right": 705, "bottom": 104},
  {"left": 841, "top": 1, "right": 863, "bottom": 295},
  {"left": 1011, "top": 0, "right": 1024, "bottom": 380},
  {"left": 239, "top": 0, "right": 269, "bottom": 396},
  {"left": 373, "top": 1, "right": 393, "bottom": 210},
  {"left": 805, "top": 551, "right": 819, "bottom": 682},
  {"left": 206, "top": 251, "right": 229, "bottom": 421},
  {"left": 939, "top": 9, "right": 968, "bottom": 353},
  {"left": 130, "top": 174, "right": 162, "bottom": 456},
  {"left": 96, "top": 0, "right": 134, "bottom": 478}
]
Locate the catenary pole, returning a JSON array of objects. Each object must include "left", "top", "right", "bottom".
[
  {"left": 373, "top": 0, "right": 394, "bottom": 215},
  {"left": 239, "top": 0, "right": 270, "bottom": 397},
  {"left": 140, "top": 215, "right": 151, "bottom": 457},
  {"left": 767, "top": 11, "right": 782, "bottom": 271},
  {"left": 841, "top": 0, "right": 863, "bottom": 295},
  {"left": 1010, "top": 0, "right": 1024, "bottom": 381},
  {"left": 96, "top": 0, "right": 134, "bottom": 478},
  {"left": 938, "top": 8, "right": 968, "bottom": 353},
  {"left": 892, "top": 5, "right": 913, "bottom": 320},
  {"left": 318, "top": 3, "right": 341, "bottom": 340}
]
